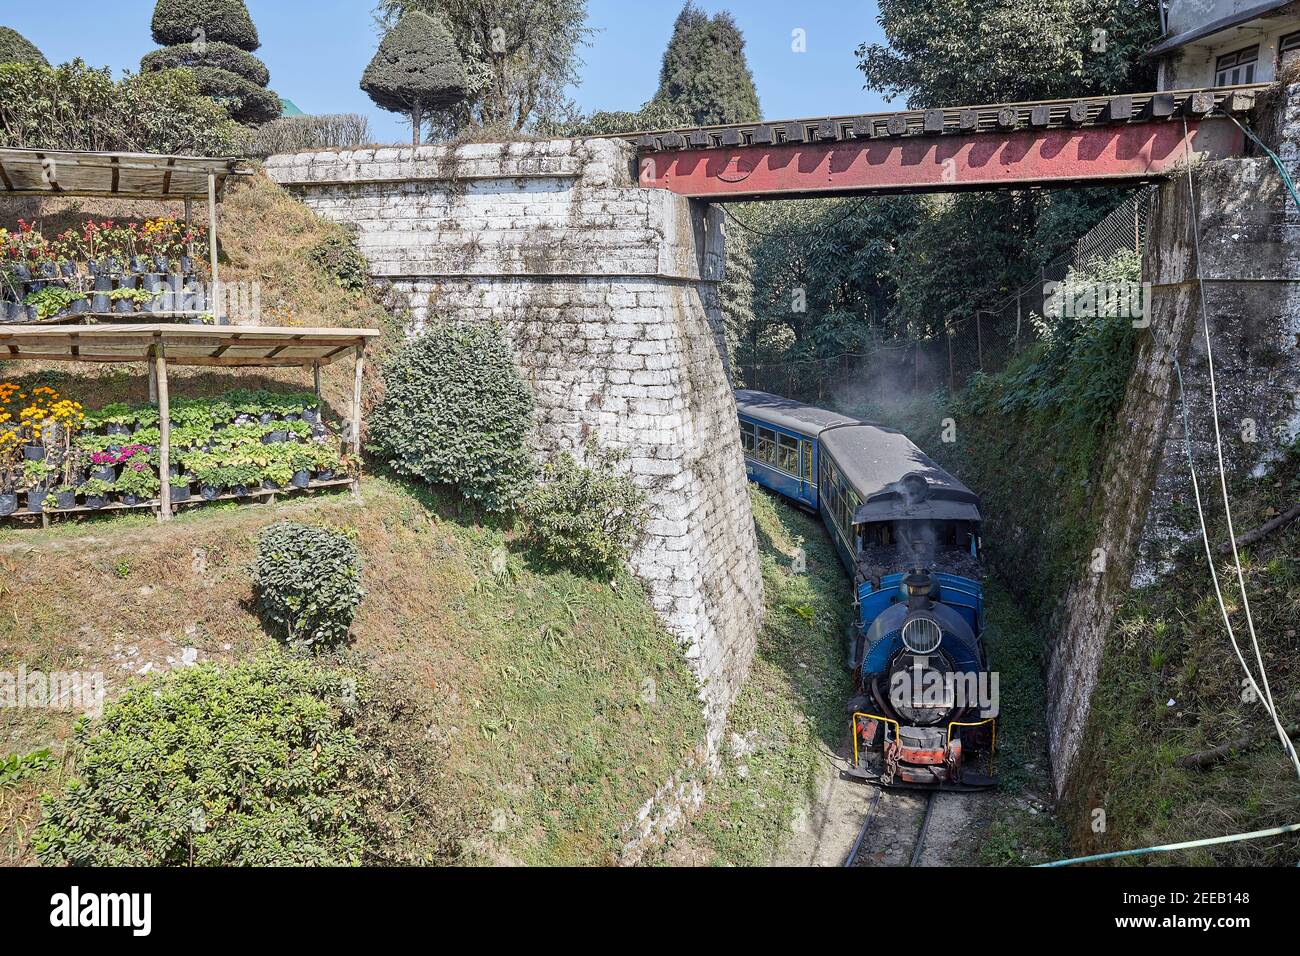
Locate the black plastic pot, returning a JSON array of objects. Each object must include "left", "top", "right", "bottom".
[
  {"left": 301, "top": 408, "right": 320, "bottom": 425},
  {"left": 262, "top": 479, "right": 282, "bottom": 491},
  {"left": 170, "top": 483, "right": 191, "bottom": 503},
  {"left": 0, "top": 301, "right": 17, "bottom": 321},
  {"left": 54, "top": 490, "right": 76, "bottom": 510},
  {"left": 104, "top": 257, "right": 121, "bottom": 274},
  {"left": 114, "top": 297, "right": 134, "bottom": 315},
  {"left": 0, "top": 492, "right": 16, "bottom": 517},
  {"left": 24, "top": 305, "right": 38, "bottom": 322},
  {"left": 37, "top": 261, "right": 56, "bottom": 279},
  {"left": 22, "top": 445, "right": 46, "bottom": 461},
  {"left": 130, "top": 257, "right": 147, "bottom": 274},
  {"left": 92, "top": 293, "right": 110, "bottom": 312},
  {"left": 315, "top": 469, "right": 336, "bottom": 482},
  {"left": 84, "top": 494, "right": 107, "bottom": 510},
  {"left": 70, "top": 297, "right": 88, "bottom": 315},
  {"left": 231, "top": 484, "right": 251, "bottom": 498},
  {"left": 11, "top": 263, "right": 31, "bottom": 281},
  {"left": 291, "top": 470, "right": 311, "bottom": 489},
  {"left": 92, "top": 465, "right": 116, "bottom": 482},
  {"left": 120, "top": 493, "right": 142, "bottom": 507},
  {"left": 259, "top": 412, "right": 277, "bottom": 425},
  {"left": 26, "top": 488, "right": 48, "bottom": 513},
  {"left": 106, "top": 422, "right": 130, "bottom": 436},
  {"left": 60, "top": 261, "right": 77, "bottom": 278},
  {"left": 200, "top": 485, "right": 221, "bottom": 501},
  {"left": 154, "top": 255, "right": 170, "bottom": 273},
  {"left": 262, "top": 431, "right": 288, "bottom": 444}
]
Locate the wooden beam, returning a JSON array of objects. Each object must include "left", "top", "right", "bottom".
[{"left": 155, "top": 346, "right": 172, "bottom": 522}]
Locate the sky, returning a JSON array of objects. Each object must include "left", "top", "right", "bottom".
[{"left": 5, "top": 1, "right": 891, "bottom": 143}]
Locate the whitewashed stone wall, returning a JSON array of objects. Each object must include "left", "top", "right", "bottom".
[{"left": 265, "top": 140, "right": 764, "bottom": 756}]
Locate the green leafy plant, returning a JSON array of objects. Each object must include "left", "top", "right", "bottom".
[
  {"left": 0, "top": 748, "right": 53, "bottom": 788},
  {"left": 251, "top": 523, "right": 364, "bottom": 650},
  {"left": 114, "top": 463, "right": 161, "bottom": 499},
  {"left": 310, "top": 233, "right": 369, "bottom": 293},
  {"left": 76, "top": 477, "right": 114, "bottom": 498},
  {"left": 34, "top": 655, "right": 470, "bottom": 866},
  {"left": 521, "top": 441, "right": 649, "bottom": 578},
  {"left": 21, "top": 458, "right": 54, "bottom": 489},
  {"left": 22, "top": 285, "right": 81, "bottom": 319},
  {"left": 368, "top": 322, "right": 535, "bottom": 512}
]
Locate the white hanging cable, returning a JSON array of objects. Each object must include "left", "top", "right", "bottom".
[{"left": 1180, "top": 116, "right": 1300, "bottom": 776}]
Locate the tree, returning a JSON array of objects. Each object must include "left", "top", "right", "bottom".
[
  {"left": 857, "top": 0, "right": 1160, "bottom": 108},
  {"left": 142, "top": 0, "right": 279, "bottom": 125},
  {"left": 0, "top": 27, "right": 48, "bottom": 67},
  {"left": 376, "top": 0, "right": 593, "bottom": 135},
  {"left": 362, "top": 10, "right": 468, "bottom": 146},
  {"left": 651, "top": 3, "right": 760, "bottom": 126}
]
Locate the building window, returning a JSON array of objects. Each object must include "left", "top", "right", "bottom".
[
  {"left": 1215, "top": 45, "right": 1258, "bottom": 86},
  {"left": 1282, "top": 31, "right": 1300, "bottom": 70}
]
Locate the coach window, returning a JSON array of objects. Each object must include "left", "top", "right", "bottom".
[
  {"left": 801, "top": 441, "right": 813, "bottom": 480},
  {"left": 777, "top": 433, "right": 799, "bottom": 474},
  {"left": 757, "top": 427, "right": 777, "bottom": 466},
  {"left": 740, "top": 421, "right": 756, "bottom": 455},
  {"left": 1215, "top": 45, "right": 1258, "bottom": 86}
]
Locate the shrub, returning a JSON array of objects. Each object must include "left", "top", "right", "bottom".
[
  {"left": 368, "top": 322, "right": 535, "bottom": 511},
  {"left": 0, "top": 60, "right": 248, "bottom": 155},
  {"left": 0, "top": 26, "right": 47, "bottom": 67},
  {"left": 34, "top": 656, "right": 471, "bottom": 866},
  {"left": 251, "top": 523, "right": 364, "bottom": 649},
  {"left": 151, "top": 0, "right": 261, "bottom": 50},
  {"left": 182, "top": 65, "right": 281, "bottom": 124},
  {"left": 249, "top": 113, "right": 372, "bottom": 157},
  {"left": 521, "top": 442, "right": 649, "bottom": 578},
  {"left": 310, "top": 233, "right": 370, "bottom": 293}
]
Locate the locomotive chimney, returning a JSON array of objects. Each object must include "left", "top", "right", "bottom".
[{"left": 904, "top": 570, "right": 933, "bottom": 611}]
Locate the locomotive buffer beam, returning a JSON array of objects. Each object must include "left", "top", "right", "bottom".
[{"left": 626, "top": 85, "right": 1259, "bottom": 200}]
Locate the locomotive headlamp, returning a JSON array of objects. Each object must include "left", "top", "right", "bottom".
[{"left": 901, "top": 616, "right": 943, "bottom": 654}]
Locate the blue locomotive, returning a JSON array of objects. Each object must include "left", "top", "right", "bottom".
[{"left": 735, "top": 389, "right": 996, "bottom": 789}]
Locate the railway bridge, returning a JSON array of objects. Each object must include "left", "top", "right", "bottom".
[{"left": 266, "top": 80, "right": 1298, "bottom": 828}]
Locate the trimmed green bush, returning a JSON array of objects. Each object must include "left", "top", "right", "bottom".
[
  {"left": 522, "top": 442, "right": 649, "bottom": 578},
  {"left": 141, "top": 40, "right": 270, "bottom": 86},
  {"left": 151, "top": 0, "right": 261, "bottom": 50},
  {"left": 145, "top": 0, "right": 275, "bottom": 125},
  {"left": 0, "top": 60, "right": 248, "bottom": 155},
  {"left": 367, "top": 322, "right": 535, "bottom": 512},
  {"left": 362, "top": 10, "right": 468, "bottom": 145},
  {"left": 0, "top": 26, "right": 48, "bottom": 67},
  {"left": 252, "top": 523, "right": 364, "bottom": 650},
  {"left": 34, "top": 656, "right": 470, "bottom": 866}
]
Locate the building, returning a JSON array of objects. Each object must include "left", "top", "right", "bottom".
[{"left": 1151, "top": 0, "right": 1300, "bottom": 90}]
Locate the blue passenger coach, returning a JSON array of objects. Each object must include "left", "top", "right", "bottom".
[{"left": 735, "top": 388, "right": 996, "bottom": 789}]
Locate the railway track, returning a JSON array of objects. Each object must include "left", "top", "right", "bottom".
[{"left": 843, "top": 788, "right": 938, "bottom": 868}]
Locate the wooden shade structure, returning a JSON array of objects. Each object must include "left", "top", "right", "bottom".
[{"left": 0, "top": 324, "right": 378, "bottom": 522}]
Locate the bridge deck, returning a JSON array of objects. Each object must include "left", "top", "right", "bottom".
[{"left": 626, "top": 86, "right": 1261, "bottom": 200}]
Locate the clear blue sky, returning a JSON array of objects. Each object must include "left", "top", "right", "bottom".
[{"left": 5, "top": 1, "right": 890, "bottom": 143}]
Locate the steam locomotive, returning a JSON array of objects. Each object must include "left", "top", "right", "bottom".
[{"left": 735, "top": 389, "right": 996, "bottom": 790}]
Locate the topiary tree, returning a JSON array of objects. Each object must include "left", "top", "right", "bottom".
[
  {"left": 362, "top": 10, "right": 468, "bottom": 146},
  {"left": 142, "top": 0, "right": 279, "bottom": 125},
  {"left": 251, "top": 523, "right": 364, "bottom": 650},
  {"left": 367, "top": 322, "right": 535, "bottom": 511},
  {"left": 0, "top": 26, "right": 48, "bottom": 67}
]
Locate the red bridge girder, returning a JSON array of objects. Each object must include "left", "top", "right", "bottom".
[{"left": 637, "top": 119, "right": 1245, "bottom": 200}]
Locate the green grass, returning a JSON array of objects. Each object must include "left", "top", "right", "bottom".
[
  {"left": 656, "top": 487, "right": 853, "bottom": 865},
  {"left": 0, "top": 474, "right": 705, "bottom": 865}
]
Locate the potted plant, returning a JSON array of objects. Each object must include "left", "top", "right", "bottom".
[
  {"left": 114, "top": 460, "right": 160, "bottom": 506},
  {"left": 287, "top": 444, "right": 314, "bottom": 489},
  {"left": 22, "top": 458, "right": 54, "bottom": 513},
  {"left": 185, "top": 453, "right": 224, "bottom": 501},
  {"left": 51, "top": 483, "right": 78, "bottom": 510},
  {"left": 77, "top": 477, "right": 113, "bottom": 510},
  {"left": 227, "top": 461, "right": 261, "bottom": 498},
  {"left": 0, "top": 428, "right": 19, "bottom": 516},
  {"left": 309, "top": 441, "right": 342, "bottom": 482}
]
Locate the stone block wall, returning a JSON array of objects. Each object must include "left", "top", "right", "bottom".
[
  {"left": 264, "top": 139, "right": 764, "bottom": 752},
  {"left": 1045, "top": 82, "right": 1300, "bottom": 794}
]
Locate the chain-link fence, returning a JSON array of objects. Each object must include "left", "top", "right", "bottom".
[{"left": 742, "top": 187, "right": 1156, "bottom": 401}]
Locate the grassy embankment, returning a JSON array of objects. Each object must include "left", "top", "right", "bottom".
[{"left": 0, "top": 172, "right": 707, "bottom": 865}]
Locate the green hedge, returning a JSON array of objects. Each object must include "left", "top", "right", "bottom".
[{"left": 0, "top": 60, "right": 248, "bottom": 155}]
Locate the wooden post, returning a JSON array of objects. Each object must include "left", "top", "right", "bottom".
[
  {"left": 155, "top": 346, "right": 172, "bottom": 522},
  {"left": 148, "top": 362, "right": 158, "bottom": 403},
  {"left": 184, "top": 198, "right": 194, "bottom": 262},
  {"left": 207, "top": 172, "right": 220, "bottom": 324},
  {"left": 313, "top": 362, "right": 322, "bottom": 401},
  {"left": 351, "top": 345, "right": 364, "bottom": 501}
]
